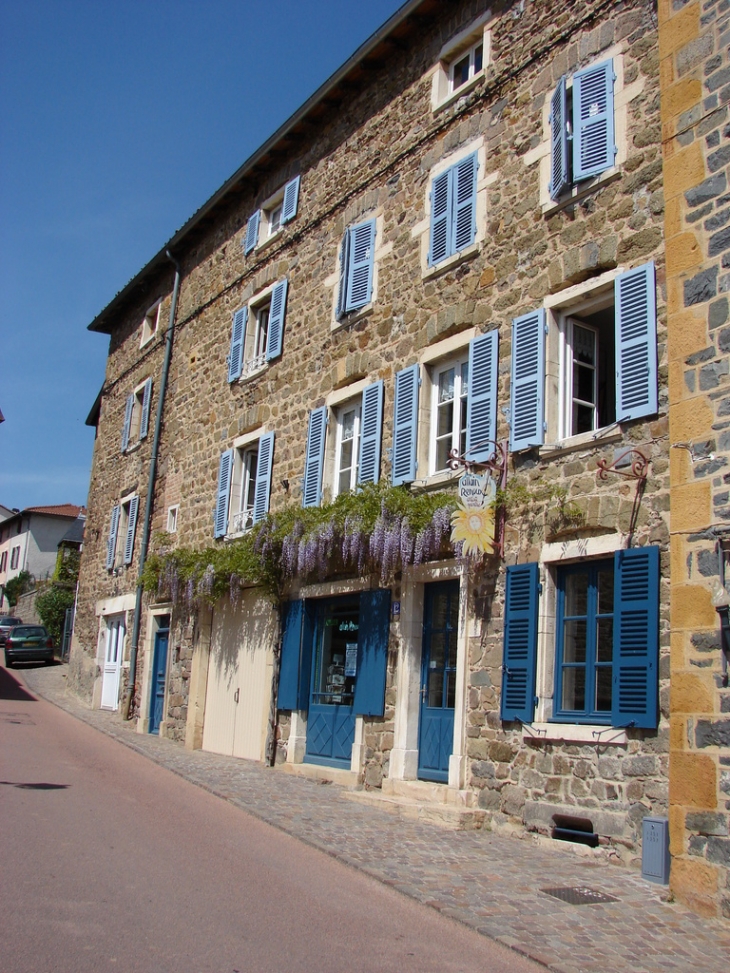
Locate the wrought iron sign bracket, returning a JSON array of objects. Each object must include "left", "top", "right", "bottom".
[{"left": 596, "top": 448, "right": 649, "bottom": 483}]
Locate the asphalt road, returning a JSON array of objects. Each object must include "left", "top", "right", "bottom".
[{"left": 0, "top": 663, "right": 540, "bottom": 973}]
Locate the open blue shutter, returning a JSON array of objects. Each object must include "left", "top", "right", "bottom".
[
  {"left": 615, "top": 262, "right": 657, "bottom": 422},
  {"left": 214, "top": 449, "right": 233, "bottom": 538},
  {"left": 303, "top": 406, "right": 327, "bottom": 507},
  {"left": 466, "top": 330, "right": 499, "bottom": 463},
  {"left": 549, "top": 76, "right": 569, "bottom": 200},
  {"left": 228, "top": 307, "right": 247, "bottom": 383},
  {"left": 123, "top": 495, "right": 139, "bottom": 565},
  {"left": 346, "top": 220, "right": 375, "bottom": 311},
  {"left": 281, "top": 175, "right": 300, "bottom": 224},
  {"left": 106, "top": 505, "right": 120, "bottom": 569},
  {"left": 452, "top": 152, "right": 478, "bottom": 253},
  {"left": 336, "top": 232, "right": 351, "bottom": 320},
  {"left": 139, "top": 379, "right": 152, "bottom": 440},
  {"left": 509, "top": 309, "right": 546, "bottom": 452},
  {"left": 612, "top": 546, "right": 659, "bottom": 729},
  {"left": 573, "top": 59, "right": 615, "bottom": 181},
  {"left": 358, "top": 380, "right": 384, "bottom": 484},
  {"left": 429, "top": 168, "right": 451, "bottom": 266},
  {"left": 392, "top": 364, "right": 419, "bottom": 485},
  {"left": 252, "top": 432, "right": 274, "bottom": 524},
  {"left": 353, "top": 588, "right": 391, "bottom": 717},
  {"left": 244, "top": 210, "right": 260, "bottom": 254},
  {"left": 279, "top": 600, "right": 303, "bottom": 710},
  {"left": 121, "top": 394, "right": 134, "bottom": 453},
  {"left": 500, "top": 563, "right": 539, "bottom": 722},
  {"left": 266, "top": 279, "right": 288, "bottom": 361}
]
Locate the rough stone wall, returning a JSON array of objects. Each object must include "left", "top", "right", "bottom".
[{"left": 660, "top": 0, "right": 730, "bottom": 920}]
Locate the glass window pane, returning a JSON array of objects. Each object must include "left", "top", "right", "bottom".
[
  {"left": 596, "top": 618, "right": 613, "bottom": 662},
  {"left": 314, "top": 601, "right": 359, "bottom": 704},
  {"left": 452, "top": 54, "right": 469, "bottom": 89},
  {"left": 563, "top": 619, "right": 587, "bottom": 663},
  {"left": 564, "top": 573, "right": 588, "bottom": 617},
  {"left": 597, "top": 568, "right": 614, "bottom": 615},
  {"left": 473, "top": 44, "right": 483, "bottom": 73},
  {"left": 428, "top": 670, "right": 444, "bottom": 707},
  {"left": 438, "top": 368, "right": 455, "bottom": 404},
  {"left": 562, "top": 667, "right": 586, "bottom": 711},
  {"left": 595, "top": 666, "right": 612, "bottom": 711},
  {"left": 437, "top": 400, "right": 454, "bottom": 438}
]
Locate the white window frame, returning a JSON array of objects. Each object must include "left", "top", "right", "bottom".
[
  {"left": 431, "top": 12, "right": 491, "bottom": 112},
  {"left": 229, "top": 442, "right": 259, "bottom": 536},
  {"left": 10, "top": 546, "right": 20, "bottom": 570},
  {"left": 140, "top": 300, "right": 161, "bottom": 348},
  {"left": 166, "top": 505, "right": 179, "bottom": 533},
  {"left": 333, "top": 400, "right": 361, "bottom": 497},
  {"left": 429, "top": 356, "right": 469, "bottom": 476},
  {"left": 237, "top": 281, "right": 282, "bottom": 381}
]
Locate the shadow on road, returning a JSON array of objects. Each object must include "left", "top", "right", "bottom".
[
  {"left": 0, "top": 666, "right": 37, "bottom": 701},
  {"left": 0, "top": 781, "right": 69, "bottom": 789}
]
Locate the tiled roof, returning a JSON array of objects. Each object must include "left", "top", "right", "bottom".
[{"left": 24, "top": 504, "right": 86, "bottom": 519}]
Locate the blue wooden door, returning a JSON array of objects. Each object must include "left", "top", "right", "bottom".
[
  {"left": 149, "top": 627, "right": 169, "bottom": 734},
  {"left": 418, "top": 581, "right": 459, "bottom": 782}
]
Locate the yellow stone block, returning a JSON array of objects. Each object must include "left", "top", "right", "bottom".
[
  {"left": 670, "top": 481, "right": 712, "bottom": 534},
  {"left": 666, "top": 233, "right": 701, "bottom": 276},
  {"left": 670, "top": 713, "right": 688, "bottom": 751},
  {"left": 670, "top": 536, "right": 686, "bottom": 583},
  {"left": 663, "top": 142, "right": 705, "bottom": 200},
  {"left": 663, "top": 193, "right": 683, "bottom": 240},
  {"left": 670, "top": 858, "right": 719, "bottom": 918},
  {"left": 669, "top": 804, "right": 686, "bottom": 855},
  {"left": 669, "top": 442, "right": 694, "bottom": 483},
  {"left": 668, "top": 360, "right": 689, "bottom": 404},
  {"left": 669, "top": 751, "right": 717, "bottom": 808},
  {"left": 659, "top": 54, "right": 675, "bottom": 97},
  {"left": 671, "top": 582, "right": 717, "bottom": 629},
  {"left": 667, "top": 308, "right": 708, "bottom": 362},
  {"left": 661, "top": 78, "right": 703, "bottom": 130},
  {"left": 659, "top": 2, "right": 700, "bottom": 59},
  {"left": 670, "top": 671, "right": 715, "bottom": 713},
  {"left": 670, "top": 396, "right": 715, "bottom": 444}
]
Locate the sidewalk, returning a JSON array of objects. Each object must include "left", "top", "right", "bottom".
[{"left": 20, "top": 663, "right": 730, "bottom": 973}]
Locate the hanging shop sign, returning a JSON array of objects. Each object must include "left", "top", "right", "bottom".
[{"left": 451, "top": 472, "right": 497, "bottom": 555}]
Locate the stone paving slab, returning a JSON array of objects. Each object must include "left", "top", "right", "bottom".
[{"left": 18, "top": 664, "right": 730, "bottom": 973}]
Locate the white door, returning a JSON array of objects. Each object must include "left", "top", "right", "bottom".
[{"left": 101, "top": 615, "right": 125, "bottom": 710}]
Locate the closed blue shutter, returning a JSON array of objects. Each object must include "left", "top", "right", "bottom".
[
  {"left": 228, "top": 307, "right": 247, "bottom": 383},
  {"left": 573, "top": 59, "right": 615, "bottom": 182},
  {"left": 353, "top": 588, "right": 391, "bottom": 717},
  {"left": 509, "top": 309, "right": 546, "bottom": 452},
  {"left": 466, "top": 330, "right": 499, "bottom": 463},
  {"left": 615, "top": 262, "right": 657, "bottom": 422},
  {"left": 429, "top": 169, "right": 451, "bottom": 266},
  {"left": 281, "top": 175, "right": 300, "bottom": 224},
  {"left": 244, "top": 210, "right": 260, "bottom": 254},
  {"left": 452, "top": 152, "right": 478, "bottom": 253},
  {"left": 139, "top": 378, "right": 152, "bottom": 440},
  {"left": 500, "top": 563, "right": 539, "bottom": 722},
  {"left": 549, "top": 76, "right": 569, "bottom": 200},
  {"left": 252, "top": 432, "right": 274, "bottom": 524},
  {"left": 123, "top": 495, "right": 139, "bottom": 565},
  {"left": 346, "top": 219, "right": 375, "bottom": 312},
  {"left": 121, "top": 394, "right": 134, "bottom": 453},
  {"left": 612, "top": 546, "right": 660, "bottom": 729},
  {"left": 358, "top": 380, "right": 383, "bottom": 485},
  {"left": 303, "top": 406, "right": 327, "bottom": 507},
  {"left": 214, "top": 449, "right": 233, "bottom": 538},
  {"left": 278, "top": 600, "right": 303, "bottom": 711},
  {"left": 266, "top": 279, "right": 288, "bottom": 361},
  {"left": 336, "top": 231, "right": 351, "bottom": 320},
  {"left": 392, "top": 364, "right": 420, "bottom": 485},
  {"left": 106, "top": 504, "right": 120, "bottom": 569}
]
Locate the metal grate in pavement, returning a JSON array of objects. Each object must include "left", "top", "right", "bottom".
[{"left": 541, "top": 886, "right": 619, "bottom": 905}]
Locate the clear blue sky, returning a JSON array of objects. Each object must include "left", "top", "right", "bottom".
[{"left": 0, "top": 0, "right": 405, "bottom": 511}]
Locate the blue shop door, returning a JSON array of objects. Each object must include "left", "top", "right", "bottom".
[
  {"left": 304, "top": 597, "right": 359, "bottom": 769},
  {"left": 418, "top": 581, "right": 459, "bottom": 782},
  {"left": 149, "top": 627, "right": 169, "bottom": 734}
]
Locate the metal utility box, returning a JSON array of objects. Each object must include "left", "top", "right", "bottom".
[{"left": 642, "top": 816, "right": 670, "bottom": 884}]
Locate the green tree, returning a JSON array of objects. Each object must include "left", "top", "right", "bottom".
[
  {"left": 4, "top": 570, "right": 33, "bottom": 608},
  {"left": 35, "top": 584, "right": 75, "bottom": 645}
]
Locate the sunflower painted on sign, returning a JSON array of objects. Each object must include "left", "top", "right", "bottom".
[{"left": 450, "top": 502, "right": 496, "bottom": 556}]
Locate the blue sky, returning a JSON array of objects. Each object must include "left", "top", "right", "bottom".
[{"left": 0, "top": 0, "right": 404, "bottom": 511}]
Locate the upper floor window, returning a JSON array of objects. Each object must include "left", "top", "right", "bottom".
[
  {"left": 214, "top": 432, "right": 274, "bottom": 538},
  {"left": 431, "top": 358, "right": 469, "bottom": 474},
  {"left": 227, "top": 280, "right": 288, "bottom": 383},
  {"left": 0, "top": 551, "right": 7, "bottom": 573},
  {"left": 166, "top": 505, "right": 178, "bottom": 534},
  {"left": 105, "top": 495, "right": 139, "bottom": 570},
  {"left": 428, "top": 152, "right": 478, "bottom": 267},
  {"left": 10, "top": 546, "right": 20, "bottom": 570},
  {"left": 431, "top": 13, "right": 491, "bottom": 112},
  {"left": 450, "top": 40, "right": 483, "bottom": 94},
  {"left": 337, "top": 219, "right": 376, "bottom": 320},
  {"left": 121, "top": 379, "right": 152, "bottom": 453},
  {"left": 140, "top": 301, "right": 161, "bottom": 347},
  {"left": 243, "top": 176, "right": 301, "bottom": 254},
  {"left": 334, "top": 402, "right": 361, "bottom": 496}
]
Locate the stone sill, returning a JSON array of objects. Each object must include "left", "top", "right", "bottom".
[
  {"left": 542, "top": 168, "right": 621, "bottom": 217},
  {"left": 237, "top": 364, "right": 268, "bottom": 385},
  {"left": 432, "top": 72, "right": 484, "bottom": 115},
  {"left": 538, "top": 424, "right": 623, "bottom": 459},
  {"left": 523, "top": 722, "right": 628, "bottom": 745},
  {"left": 423, "top": 243, "right": 479, "bottom": 282},
  {"left": 410, "top": 470, "right": 459, "bottom": 493},
  {"left": 254, "top": 227, "right": 284, "bottom": 255}
]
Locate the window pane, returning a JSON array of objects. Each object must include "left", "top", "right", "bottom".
[
  {"left": 597, "top": 568, "right": 614, "bottom": 615},
  {"left": 563, "top": 619, "right": 587, "bottom": 663},
  {"left": 438, "top": 368, "right": 455, "bottom": 404},
  {"left": 473, "top": 44, "right": 483, "bottom": 73},
  {"left": 452, "top": 54, "right": 469, "bottom": 89},
  {"left": 573, "top": 402, "right": 595, "bottom": 434},
  {"left": 428, "top": 669, "right": 444, "bottom": 707},
  {"left": 562, "top": 668, "right": 585, "bottom": 711},
  {"left": 564, "top": 572, "right": 588, "bottom": 617},
  {"left": 596, "top": 618, "right": 613, "bottom": 663},
  {"left": 595, "top": 666, "right": 612, "bottom": 711}
]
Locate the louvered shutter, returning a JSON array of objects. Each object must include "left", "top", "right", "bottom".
[
  {"left": 278, "top": 600, "right": 303, "bottom": 711},
  {"left": 106, "top": 505, "right": 120, "bottom": 569},
  {"left": 509, "top": 309, "right": 546, "bottom": 452},
  {"left": 266, "top": 279, "right": 288, "bottom": 361},
  {"left": 452, "top": 152, "right": 478, "bottom": 253},
  {"left": 346, "top": 220, "right": 376, "bottom": 312},
  {"left": 214, "top": 449, "right": 233, "bottom": 538},
  {"left": 612, "top": 546, "right": 659, "bottom": 729},
  {"left": 228, "top": 307, "right": 247, "bottom": 383},
  {"left": 358, "top": 380, "right": 384, "bottom": 485},
  {"left": 573, "top": 59, "right": 616, "bottom": 182},
  {"left": 466, "top": 331, "right": 499, "bottom": 463},
  {"left": 121, "top": 394, "right": 134, "bottom": 453},
  {"left": 123, "top": 495, "right": 139, "bottom": 565},
  {"left": 353, "top": 588, "right": 391, "bottom": 717},
  {"left": 615, "top": 262, "right": 657, "bottom": 422},
  {"left": 303, "top": 406, "right": 327, "bottom": 507},
  {"left": 281, "top": 175, "right": 300, "bottom": 224},
  {"left": 244, "top": 210, "right": 260, "bottom": 254},
  {"left": 252, "top": 432, "right": 275, "bottom": 524},
  {"left": 392, "top": 364, "right": 420, "bottom": 485},
  {"left": 549, "top": 76, "right": 569, "bottom": 200},
  {"left": 429, "top": 169, "right": 451, "bottom": 266},
  {"left": 139, "top": 379, "right": 152, "bottom": 440},
  {"left": 500, "top": 563, "right": 539, "bottom": 722},
  {"left": 336, "top": 231, "right": 351, "bottom": 320}
]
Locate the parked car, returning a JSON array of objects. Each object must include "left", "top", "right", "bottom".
[
  {"left": 0, "top": 616, "right": 23, "bottom": 647},
  {"left": 4, "top": 625, "right": 54, "bottom": 667}
]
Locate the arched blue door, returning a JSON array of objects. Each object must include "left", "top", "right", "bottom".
[
  {"left": 417, "top": 581, "right": 459, "bottom": 782},
  {"left": 149, "top": 626, "right": 169, "bottom": 734}
]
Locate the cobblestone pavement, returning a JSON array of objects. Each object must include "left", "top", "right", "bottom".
[{"left": 18, "top": 664, "right": 730, "bottom": 973}]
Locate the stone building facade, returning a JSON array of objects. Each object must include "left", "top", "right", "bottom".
[{"left": 70, "top": 0, "right": 673, "bottom": 877}]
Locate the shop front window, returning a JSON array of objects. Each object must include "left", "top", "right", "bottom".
[{"left": 311, "top": 599, "right": 360, "bottom": 706}]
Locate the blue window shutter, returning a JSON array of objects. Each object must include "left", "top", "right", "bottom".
[
  {"left": 228, "top": 307, "right": 247, "bottom": 383},
  {"left": 392, "top": 364, "right": 420, "bottom": 485},
  {"left": 252, "top": 432, "right": 274, "bottom": 524},
  {"left": 278, "top": 600, "right": 303, "bottom": 710},
  {"left": 429, "top": 168, "right": 452, "bottom": 266},
  {"left": 353, "top": 588, "right": 391, "bottom": 717},
  {"left": 214, "top": 449, "right": 233, "bottom": 538},
  {"left": 452, "top": 152, "right": 478, "bottom": 253},
  {"left": 123, "top": 495, "right": 139, "bottom": 565},
  {"left": 139, "top": 378, "right": 152, "bottom": 441},
  {"left": 500, "top": 563, "right": 539, "bottom": 722},
  {"left": 549, "top": 76, "right": 569, "bottom": 200},
  {"left": 281, "top": 175, "right": 300, "bottom": 224},
  {"left": 106, "top": 504, "right": 120, "bottom": 569},
  {"left": 121, "top": 394, "right": 133, "bottom": 453},
  {"left": 573, "top": 59, "right": 615, "bottom": 181},
  {"left": 466, "top": 330, "right": 499, "bottom": 463},
  {"left": 612, "top": 546, "right": 660, "bottom": 729},
  {"left": 303, "top": 406, "right": 327, "bottom": 507},
  {"left": 244, "top": 210, "right": 260, "bottom": 254},
  {"left": 346, "top": 219, "right": 376, "bottom": 312},
  {"left": 615, "top": 262, "right": 657, "bottom": 422},
  {"left": 358, "top": 380, "right": 384, "bottom": 485},
  {"left": 509, "top": 309, "right": 546, "bottom": 452},
  {"left": 266, "top": 279, "right": 288, "bottom": 361},
  {"left": 336, "top": 231, "right": 351, "bottom": 320}
]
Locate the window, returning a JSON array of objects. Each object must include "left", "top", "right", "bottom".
[
  {"left": 431, "top": 13, "right": 491, "bottom": 111},
  {"left": 106, "top": 495, "right": 139, "bottom": 569},
  {"left": 0, "top": 551, "right": 7, "bottom": 573},
  {"left": 166, "top": 505, "right": 178, "bottom": 533},
  {"left": 428, "top": 152, "right": 478, "bottom": 267},
  {"left": 243, "top": 175, "right": 301, "bottom": 254},
  {"left": 230, "top": 444, "right": 259, "bottom": 534},
  {"left": 10, "top": 546, "right": 20, "bottom": 570},
  {"left": 334, "top": 403, "right": 360, "bottom": 496},
  {"left": 140, "top": 301, "right": 161, "bottom": 347},
  {"left": 121, "top": 379, "right": 152, "bottom": 453},
  {"left": 227, "top": 280, "right": 288, "bottom": 383},
  {"left": 337, "top": 219, "right": 376, "bottom": 319},
  {"left": 214, "top": 432, "right": 274, "bottom": 538},
  {"left": 430, "top": 358, "right": 468, "bottom": 474},
  {"left": 450, "top": 40, "right": 483, "bottom": 94}
]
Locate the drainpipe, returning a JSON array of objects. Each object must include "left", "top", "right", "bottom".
[{"left": 122, "top": 251, "right": 181, "bottom": 720}]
